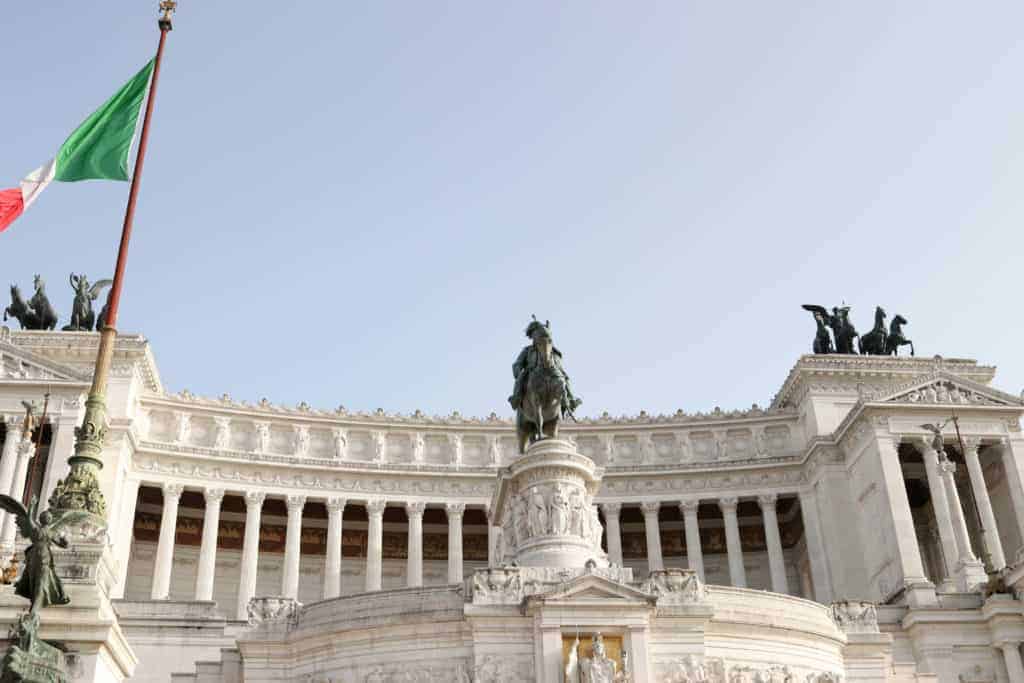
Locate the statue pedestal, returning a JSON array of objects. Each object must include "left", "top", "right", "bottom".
[
  {"left": 491, "top": 438, "right": 608, "bottom": 569},
  {"left": 0, "top": 542, "right": 137, "bottom": 682}
]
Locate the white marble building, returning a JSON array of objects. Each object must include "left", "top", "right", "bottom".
[{"left": 1, "top": 327, "right": 1024, "bottom": 681}]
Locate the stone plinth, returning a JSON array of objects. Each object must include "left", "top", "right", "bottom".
[{"left": 490, "top": 438, "right": 607, "bottom": 568}]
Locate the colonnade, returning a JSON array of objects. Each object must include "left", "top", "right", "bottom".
[
  {"left": 601, "top": 492, "right": 811, "bottom": 598},
  {"left": 890, "top": 437, "right": 1019, "bottom": 592},
  {"left": 136, "top": 482, "right": 822, "bottom": 620},
  {"left": 144, "top": 484, "right": 486, "bottom": 620}
]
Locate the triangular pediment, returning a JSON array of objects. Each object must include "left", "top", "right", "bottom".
[
  {"left": 0, "top": 339, "right": 89, "bottom": 384},
  {"left": 529, "top": 574, "right": 655, "bottom": 605},
  {"left": 875, "top": 372, "right": 1022, "bottom": 408}
]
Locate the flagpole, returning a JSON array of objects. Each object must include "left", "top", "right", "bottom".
[{"left": 50, "top": 1, "right": 176, "bottom": 525}]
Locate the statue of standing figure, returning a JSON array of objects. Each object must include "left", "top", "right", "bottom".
[{"left": 510, "top": 317, "right": 582, "bottom": 453}]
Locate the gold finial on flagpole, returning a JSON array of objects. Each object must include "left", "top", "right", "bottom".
[{"left": 159, "top": 1, "right": 177, "bottom": 31}]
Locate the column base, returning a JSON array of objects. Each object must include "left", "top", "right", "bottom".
[
  {"left": 956, "top": 558, "right": 989, "bottom": 593},
  {"left": 902, "top": 580, "right": 938, "bottom": 608}
]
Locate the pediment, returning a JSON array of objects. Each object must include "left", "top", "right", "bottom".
[
  {"left": 0, "top": 340, "right": 89, "bottom": 384},
  {"left": 875, "top": 372, "right": 1022, "bottom": 408},
  {"left": 529, "top": 574, "right": 655, "bottom": 605}
]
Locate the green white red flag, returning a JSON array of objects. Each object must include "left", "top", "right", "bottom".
[{"left": 0, "top": 59, "right": 155, "bottom": 233}]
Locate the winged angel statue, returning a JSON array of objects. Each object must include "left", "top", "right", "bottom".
[
  {"left": 62, "top": 274, "right": 113, "bottom": 332},
  {"left": 0, "top": 494, "right": 89, "bottom": 614}
]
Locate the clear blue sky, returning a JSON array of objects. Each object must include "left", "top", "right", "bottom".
[{"left": 3, "top": 2, "right": 1024, "bottom": 418}]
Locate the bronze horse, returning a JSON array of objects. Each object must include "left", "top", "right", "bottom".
[
  {"left": 3, "top": 284, "right": 57, "bottom": 331},
  {"left": 515, "top": 324, "right": 566, "bottom": 453},
  {"left": 858, "top": 306, "right": 888, "bottom": 355},
  {"left": 885, "top": 315, "right": 914, "bottom": 356}
]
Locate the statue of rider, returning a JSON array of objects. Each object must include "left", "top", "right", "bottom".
[{"left": 508, "top": 317, "right": 582, "bottom": 417}]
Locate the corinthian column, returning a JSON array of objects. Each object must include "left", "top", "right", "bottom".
[
  {"left": 237, "top": 490, "right": 265, "bottom": 620},
  {"left": 679, "top": 500, "right": 704, "bottom": 581},
  {"left": 151, "top": 482, "right": 184, "bottom": 600},
  {"left": 446, "top": 502, "right": 466, "bottom": 584},
  {"left": 962, "top": 439, "right": 1005, "bottom": 571},
  {"left": 0, "top": 435, "right": 34, "bottom": 550},
  {"left": 323, "top": 498, "right": 345, "bottom": 599},
  {"left": 916, "top": 437, "right": 959, "bottom": 584},
  {"left": 758, "top": 494, "right": 788, "bottom": 594},
  {"left": 641, "top": 501, "right": 664, "bottom": 573},
  {"left": 406, "top": 502, "right": 425, "bottom": 587},
  {"left": 719, "top": 497, "right": 746, "bottom": 588},
  {"left": 365, "top": 500, "right": 386, "bottom": 591},
  {"left": 194, "top": 487, "right": 224, "bottom": 601},
  {"left": 0, "top": 418, "right": 23, "bottom": 533},
  {"left": 282, "top": 495, "right": 306, "bottom": 599},
  {"left": 600, "top": 503, "right": 623, "bottom": 566}
]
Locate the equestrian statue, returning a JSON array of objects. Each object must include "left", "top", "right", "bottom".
[
  {"left": 802, "top": 304, "right": 859, "bottom": 354},
  {"left": 3, "top": 276, "right": 58, "bottom": 330},
  {"left": 63, "top": 273, "right": 112, "bottom": 331},
  {"left": 509, "top": 317, "right": 582, "bottom": 453}
]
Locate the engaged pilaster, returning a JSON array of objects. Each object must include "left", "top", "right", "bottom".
[
  {"left": 282, "top": 495, "right": 306, "bottom": 599},
  {"left": 446, "top": 502, "right": 466, "bottom": 584},
  {"left": 194, "top": 487, "right": 224, "bottom": 601},
  {"left": 679, "top": 499, "right": 704, "bottom": 581},
  {"left": 365, "top": 499, "right": 386, "bottom": 591},
  {"left": 324, "top": 498, "right": 346, "bottom": 599},
  {"left": 151, "top": 482, "right": 184, "bottom": 600},
  {"left": 600, "top": 503, "right": 623, "bottom": 566},
  {"left": 237, "top": 490, "right": 265, "bottom": 620},
  {"left": 406, "top": 501, "right": 425, "bottom": 587},
  {"left": 758, "top": 494, "right": 789, "bottom": 594},
  {"left": 641, "top": 501, "right": 664, "bottom": 573},
  {"left": 719, "top": 496, "right": 747, "bottom": 588}
]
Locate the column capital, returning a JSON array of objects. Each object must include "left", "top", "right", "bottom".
[
  {"left": 640, "top": 501, "right": 661, "bottom": 516},
  {"left": 718, "top": 496, "right": 739, "bottom": 512},
  {"left": 326, "top": 497, "right": 347, "bottom": 513},
  {"left": 3, "top": 415, "right": 22, "bottom": 430},
  {"left": 757, "top": 493, "right": 778, "bottom": 509},
  {"left": 203, "top": 487, "right": 225, "bottom": 505},
  {"left": 679, "top": 499, "right": 700, "bottom": 513},
  {"left": 162, "top": 482, "right": 185, "bottom": 500},
  {"left": 960, "top": 436, "right": 982, "bottom": 453},
  {"left": 600, "top": 502, "right": 622, "bottom": 517},
  {"left": 445, "top": 501, "right": 466, "bottom": 518},
  {"left": 405, "top": 501, "right": 426, "bottom": 517},
  {"left": 244, "top": 490, "right": 266, "bottom": 508},
  {"left": 285, "top": 494, "right": 306, "bottom": 512},
  {"left": 366, "top": 499, "right": 387, "bottom": 516}
]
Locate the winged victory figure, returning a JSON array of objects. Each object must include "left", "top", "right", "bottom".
[
  {"left": 919, "top": 421, "right": 952, "bottom": 456},
  {"left": 0, "top": 494, "right": 90, "bottom": 614},
  {"left": 801, "top": 305, "right": 834, "bottom": 354},
  {"left": 62, "top": 274, "right": 113, "bottom": 332}
]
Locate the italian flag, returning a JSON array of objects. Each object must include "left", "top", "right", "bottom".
[{"left": 0, "top": 59, "right": 155, "bottom": 233}]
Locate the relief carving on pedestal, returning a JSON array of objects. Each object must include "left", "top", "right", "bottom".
[
  {"left": 828, "top": 600, "right": 878, "bottom": 633},
  {"left": 642, "top": 569, "right": 709, "bottom": 604},
  {"left": 246, "top": 596, "right": 300, "bottom": 627}
]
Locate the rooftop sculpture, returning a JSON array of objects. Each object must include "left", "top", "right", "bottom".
[{"left": 802, "top": 304, "right": 914, "bottom": 356}]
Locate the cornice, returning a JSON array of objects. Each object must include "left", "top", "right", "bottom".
[
  {"left": 771, "top": 354, "right": 996, "bottom": 409},
  {"left": 1, "top": 327, "right": 162, "bottom": 393}
]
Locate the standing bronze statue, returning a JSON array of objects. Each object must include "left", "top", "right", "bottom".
[
  {"left": 62, "top": 274, "right": 112, "bottom": 332},
  {"left": 510, "top": 317, "right": 582, "bottom": 453},
  {"left": 858, "top": 306, "right": 888, "bottom": 355},
  {"left": 3, "top": 276, "right": 58, "bottom": 331}
]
